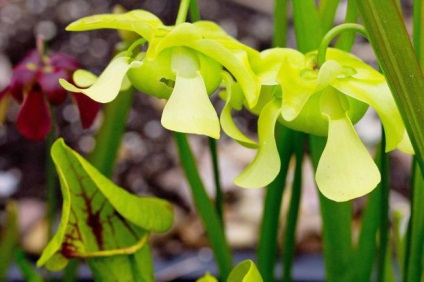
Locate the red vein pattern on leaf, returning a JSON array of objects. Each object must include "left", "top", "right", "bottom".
[
  {"left": 63, "top": 150, "right": 105, "bottom": 251},
  {"left": 62, "top": 208, "right": 84, "bottom": 258}
]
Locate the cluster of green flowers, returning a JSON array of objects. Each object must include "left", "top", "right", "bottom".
[{"left": 61, "top": 9, "right": 413, "bottom": 202}]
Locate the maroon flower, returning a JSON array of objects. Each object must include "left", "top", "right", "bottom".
[{"left": 0, "top": 49, "right": 100, "bottom": 140}]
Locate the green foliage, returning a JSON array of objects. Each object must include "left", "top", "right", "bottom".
[{"left": 37, "top": 139, "right": 173, "bottom": 281}]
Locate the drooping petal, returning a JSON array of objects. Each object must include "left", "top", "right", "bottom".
[
  {"left": 161, "top": 72, "right": 220, "bottom": 139},
  {"left": 331, "top": 79, "right": 406, "bottom": 152},
  {"left": 59, "top": 56, "right": 140, "bottom": 103},
  {"left": 71, "top": 93, "right": 101, "bottom": 129},
  {"left": 316, "top": 89, "right": 380, "bottom": 202},
  {"left": 278, "top": 57, "right": 317, "bottom": 121},
  {"left": 16, "top": 90, "right": 51, "bottom": 140},
  {"left": 220, "top": 73, "right": 257, "bottom": 148},
  {"left": 66, "top": 10, "right": 163, "bottom": 42},
  {"left": 234, "top": 98, "right": 282, "bottom": 188}
]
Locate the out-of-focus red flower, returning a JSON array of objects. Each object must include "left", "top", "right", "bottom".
[{"left": 0, "top": 49, "right": 100, "bottom": 140}]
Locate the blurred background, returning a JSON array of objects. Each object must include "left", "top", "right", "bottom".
[{"left": 0, "top": 0, "right": 414, "bottom": 281}]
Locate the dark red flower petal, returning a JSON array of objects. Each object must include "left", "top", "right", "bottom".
[
  {"left": 49, "top": 52, "right": 80, "bottom": 71},
  {"left": 17, "top": 50, "right": 42, "bottom": 67},
  {"left": 38, "top": 68, "right": 68, "bottom": 105},
  {"left": 8, "top": 68, "right": 37, "bottom": 102},
  {"left": 16, "top": 90, "right": 51, "bottom": 140},
  {"left": 72, "top": 93, "right": 101, "bottom": 129}
]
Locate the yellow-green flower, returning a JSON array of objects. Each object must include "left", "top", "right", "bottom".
[
  {"left": 235, "top": 47, "right": 413, "bottom": 202},
  {"left": 59, "top": 10, "right": 260, "bottom": 139}
]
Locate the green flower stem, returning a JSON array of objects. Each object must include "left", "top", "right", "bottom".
[
  {"left": 355, "top": 0, "right": 424, "bottom": 175},
  {"left": 273, "top": 0, "right": 288, "bottom": 47},
  {"left": 89, "top": 87, "right": 135, "bottom": 177},
  {"left": 317, "top": 23, "right": 368, "bottom": 67},
  {"left": 175, "top": 0, "right": 190, "bottom": 25},
  {"left": 293, "top": 2, "right": 356, "bottom": 281},
  {"left": 173, "top": 133, "right": 232, "bottom": 280},
  {"left": 334, "top": 0, "right": 358, "bottom": 51},
  {"left": 208, "top": 138, "right": 224, "bottom": 225},
  {"left": 189, "top": 0, "right": 200, "bottom": 22},
  {"left": 282, "top": 133, "right": 304, "bottom": 282},
  {"left": 376, "top": 133, "right": 390, "bottom": 282},
  {"left": 292, "top": 0, "right": 323, "bottom": 52},
  {"left": 309, "top": 136, "right": 353, "bottom": 282},
  {"left": 0, "top": 202, "right": 18, "bottom": 280},
  {"left": 257, "top": 125, "right": 293, "bottom": 282},
  {"left": 46, "top": 129, "right": 57, "bottom": 239},
  {"left": 318, "top": 0, "right": 341, "bottom": 33},
  {"left": 14, "top": 249, "right": 44, "bottom": 282},
  {"left": 353, "top": 139, "right": 385, "bottom": 281},
  {"left": 255, "top": 2, "right": 290, "bottom": 279}
]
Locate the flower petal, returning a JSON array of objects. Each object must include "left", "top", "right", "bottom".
[
  {"left": 71, "top": 93, "right": 101, "bottom": 129},
  {"left": 16, "top": 90, "right": 51, "bottom": 140},
  {"left": 39, "top": 68, "right": 68, "bottom": 105},
  {"left": 220, "top": 74, "right": 257, "bottom": 148},
  {"left": 234, "top": 98, "right": 281, "bottom": 188},
  {"left": 66, "top": 10, "right": 163, "bottom": 42},
  {"left": 59, "top": 56, "right": 140, "bottom": 103},
  {"left": 161, "top": 73, "right": 220, "bottom": 139},
  {"left": 316, "top": 89, "right": 380, "bottom": 202},
  {"left": 332, "top": 80, "right": 406, "bottom": 152}
]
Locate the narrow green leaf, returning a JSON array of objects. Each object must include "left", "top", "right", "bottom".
[
  {"left": 404, "top": 163, "right": 424, "bottom": 281},
  {"left": 14, "top": 249, "right": 44, "bottom": 282},
  {"left": 319, "top": 0, "right": 340, "bottom": 33},
  {"left": 356, "top": 0, "right": 424, "bottom": 175},
  {"left": 0, "top": 201, "right": 19, "bottom": 280},
  {"left": 227, "top": 260, "right": 263, "bottom": 282}
]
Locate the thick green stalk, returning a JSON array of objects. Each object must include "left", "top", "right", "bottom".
[
  {"left": 189, "top": 0, "right": 200, "bottom": 22},
  {"left": 355, "top": 0, "right": 424, "bottom": 175},
  {"left": 0, "top": 202, "right": 18, "bottom": 280},
  {"left": 282, "top": 133, "right": 304, "bottom": 282},
  {"left": 257, "top": 125, "right": 293, "bottom": 282},
  {"left": 89, "top": 87, "right": 134, "bottom": 177},
  {"left": 174, "top": 133, "right": 232, "bottom": 280},
  {"left": 46, "top": 130, "right": 56, "bottom": 240}
]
